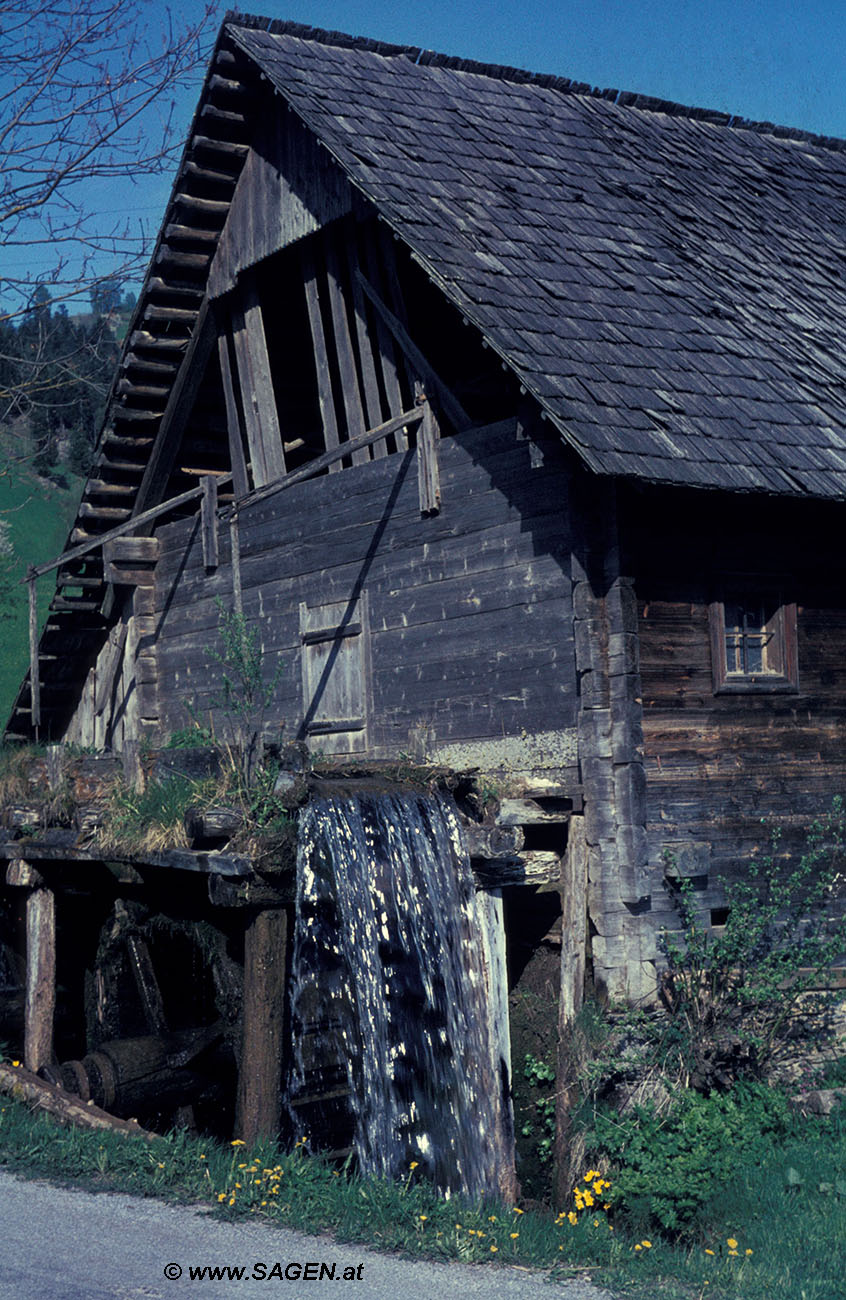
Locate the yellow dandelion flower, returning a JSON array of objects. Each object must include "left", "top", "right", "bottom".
[
  {"left": 409, "top": 1161, "right": 419, "bottom": 1170},
  {"left": 228, "top": 1197, "right": 235, "bottom": 1207},
  {"left": 642, "top": 1240, "right": 652, "bottom": 1249},
  {"left": 705, "top": 1249, "right": 715, "bottom": 1256},
  {"left": 261, "top": 1201, "right": 267, "bottom": 1207},
  {"left": 512, "top": 1206, "right": 524, "bottom": 1214},
  {"left": 489, "top": 1215, "right": 497, "bottom": 1222},
  {"left": 455, "top": 1223, "right": 462, "bottom": 1230},
  {"left": 199, "top": 1154, "right": 206, "bottom": 1160},
  {"left": 510, "top": 1232, "right": 519, "bottom": 1239},
  {"left": 728, "top": 1250, "right": 739, "bottom": 1257},
  {"left": 217, "top": 1192, "right": 227, "bottom": 1202},
  {"left": 419, "top": 1215, "right": 427, "bottom": 1222},
  {"left": 727, "top": 1238, "right": 738, "bottom": 1249},
  {"left": 584, "top": 1169, "right": 599, "bottom": 1181},
  {"left": 634, "top": 1244, "right": 642, "bottom": 1252},
  {"left": 583, "top": 1191, "right": 594, "bottom": 1207},
  {"left": 490, "top": 1245, "right": 498, "bottom": 1253},
  {"left": 745, "top": 1249, "right": 753, "bottom": 1256},
  {"left": 238, "top": 1162, "right": 247, "bottom": 1169},
  {"left": 231, "top": 1139, "right": 245, "bottom": 1146},
  {"left": 234, "top": 1183, "right": 241, "bottom": 1189},
  {"left": 467, "top": 1229, "right": 476, "bottom": 1236},
  {"left": 593, "top": 1219, "right": 599, "bottom": 1228},
  {"left": 603, "top": 1202, "right": 610, "bottom": 1210},
  {"left": 568, "top": 1211, "right": 578, "bottom": 1226},
  {"left": 11, "top": 1061, "right": 20, "bottom": 1068}
]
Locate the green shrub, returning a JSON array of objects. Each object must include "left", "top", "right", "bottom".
[
  {"left": 586, "top": 1081, "right": 795, "bottom": 1233},
  {"left": 660, "top": 800, "right": 846, "bottom": 1086}
]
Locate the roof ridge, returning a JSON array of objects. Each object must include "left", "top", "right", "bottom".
[{"left": 223, "top": 9, "right": 846, "bottom": 154}]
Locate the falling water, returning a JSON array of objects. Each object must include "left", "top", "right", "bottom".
[{"left": 288, "top": 791, "right": 508, "bottom": 1200}]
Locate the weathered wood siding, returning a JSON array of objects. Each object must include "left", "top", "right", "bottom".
[
  {"left": 152, "top": 421, "right": 579, "bottom": 782},
  {"left": 621, "top": 486, "right": 846, "bottom": 936},
  {"left": 208, "top": 103, "right": 353, "bottom": 299}
]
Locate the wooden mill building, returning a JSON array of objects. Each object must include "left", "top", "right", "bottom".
[{"left": 3, "top": 14, "right": 846, "bottom": 1139}]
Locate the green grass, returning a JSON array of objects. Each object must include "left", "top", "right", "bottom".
[
  {"left": 0, "top": 453, "right": 84, "bottom": 722},
  {"left": 0, "top": 1069, "right": 843, "bottom": 1299}
]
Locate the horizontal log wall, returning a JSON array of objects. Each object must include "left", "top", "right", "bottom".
[
  {"left": 621, "top": 485, "right": 846, "bottom": 941},
  {"left": 152, "top": 420, "right": 579, "bottom": 784}
]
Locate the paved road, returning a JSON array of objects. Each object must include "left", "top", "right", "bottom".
[{"left": 0, "top": 1171, "right": 616, "bottom": 1300}]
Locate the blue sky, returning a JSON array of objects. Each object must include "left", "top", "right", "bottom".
[{"left": 7, "top": 0, "right": 846, "bottom": 305}]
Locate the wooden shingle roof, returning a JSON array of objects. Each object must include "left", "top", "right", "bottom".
[{"left": 229, "top": 14, "right": 846, "bottom": 497}]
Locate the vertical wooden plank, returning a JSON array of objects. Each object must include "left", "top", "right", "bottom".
[
  {"left": 323, "top": 228, "right": 369, "bottom": 466},
  {"left": 363, "top": 226, "right": 408, "bottom": 448},
  {"left": 415, "top": 386, "right": 441, "bottom": 515},
  {"left": 344, "top": 224, "right": 385, "bottom": 455},
  {"left": 27, "top": 569, "right": 40, "bottom": 737},
  {"left": 554, "top": 814, "right": 588, "bottom": 1207},
  {"left": 201, "top": 474, "right": 219, "bottom": 570},
  {"left": 217, "top": 325, "right": 250, "bottom": 499},
  {"left": 25, "top": 885, "right": 55, "bottom": 1073},
  {"left": 474, "top": 888, "right": 518, "bottom": 1202},
  {"left": 235, "top": 907, "right": 288, "bottom": 1145},
  {"left": 301, "top": 240, "right": 342, "bottom": 471},
  {"left": 231, "top": 272, "right": 287, "bottom": 487},
  {"left": 230, "top": 513, "right": 243, "bottom": 618}
]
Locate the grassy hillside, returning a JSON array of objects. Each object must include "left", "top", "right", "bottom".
[{"left": 0, "top": 450, "right": 85, "bottom": 726}]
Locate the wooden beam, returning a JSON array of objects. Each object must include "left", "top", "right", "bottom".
[
  {"left": 25, "top": 886, "right": 55, "bottom": 1073},
  {"left": 301, "top": 241, "right": 342, "bottom": 469},
  {"left": 554, "top": 815, "right": 588, "bottom": 1207},
  {"left": 473, "top": 888, "right": 517, "bottom": 1200},
  {"left": 28, "top": 475, "right": 230, "bottom": 581},
  {"left": 415, "top": 386, "right": 440, "bottom": 514},
  {"left": 235, "top": 908, "right": 288, "bottom": 1144},
  {"left": 345, "top": 225, "right": 385, "bottom": 453},
  {"left": 362, "top": 226, "right": 408, "bottom": 449},
  {"left": 216, "top": 324, "right": 250, "bottom": 498},
  {"left": 355, "top": 269, "right": 471, "bottom": 431},
  {"left": 27, "top": 570, "right": 40, "bottom": 736},
  {"left": 201, "top": 474, "right": 219, "bottom": 569},
  {"left": 231, "top": 273, "right": 286, "bottom": 487},
  {"left": 230, "top": 513, "right": 243, "bottom": 617},
  {"left": 323, "top": 229, "right": 369, "bottom": 465},
  {"left": 231, "top": 406, "right": 424, "bottom": 512}
]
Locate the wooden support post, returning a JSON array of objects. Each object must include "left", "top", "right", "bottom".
[
  {"left": 25, "top": 885, "right": 56, "bottom": 1073},
  {"left": 235, "top": 908, "right": 288, "bottom": 1146},
  {"left": 301, "top": 242, "right": 342, "bottom": 469},
  {"left": 27, "top": 568, "right": 40, "bottom": 737},
  {"left": 201, "top": 474, "right": 219, "bottom": 569},
  {"left": 363, "top": 227, "right": 408, "bottom": 449},
  {"left": 324, "top": 229, "right": 369, "bottom": 465},
  {"left": 554, "top": 815, "right": 588, "bottom": 1206},
  {"left": 229, "top": 513, "right": 243, "bottom": 617},
  {"left": 415, "top": 386, "right": 441, "bottom": 515},
  {"left": 217, "top": 326, "right": 250, "bottom": 498},
  {"left": 474, "top": 888, "right": 517, "bottom": 1201},
  {"left": 231, "top": 272, "right": 286, "bottom": 487}
]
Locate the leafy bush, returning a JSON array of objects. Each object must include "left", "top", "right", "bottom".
[
  {"left": 660, "top": 801, "right": 846, "bottom": 1086},
  {"left": 586, "top": 1081, "right": 795, "bottom": 1233}
]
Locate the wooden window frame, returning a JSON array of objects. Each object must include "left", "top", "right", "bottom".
[{"left": 709, "top": 587, "right": 799, "bottom": 695}]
